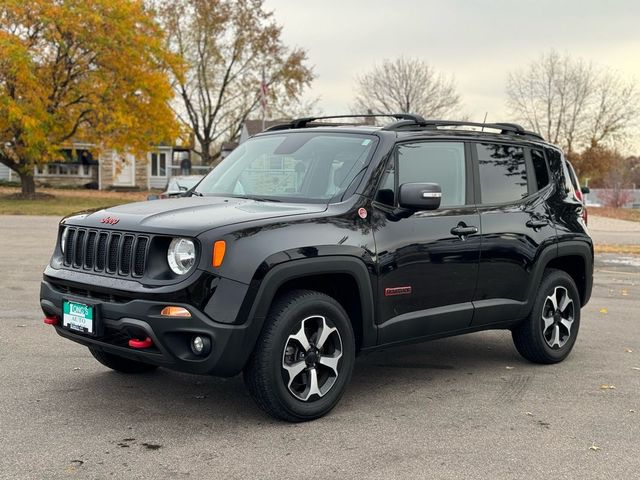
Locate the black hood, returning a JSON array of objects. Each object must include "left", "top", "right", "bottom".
[{"left": 62, "top": 196, "right": 328, "bottom": 235}]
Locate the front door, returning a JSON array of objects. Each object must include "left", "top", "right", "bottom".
[
  {"left": 113, "top": 153, "right": 136, "bottom": 187},
  {"left": 373, "top": 141, "right": 480, "bottom": 345}
]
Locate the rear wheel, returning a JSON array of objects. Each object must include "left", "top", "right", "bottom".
[
  {"left": 244, "top": 289, "right": 355, "bottom": 422},
  {"left": 88, "top": 347, "right": 159, "bottom": 374},
  {"left": 512, "top": 269, "right": 581, "bottom": 364}
]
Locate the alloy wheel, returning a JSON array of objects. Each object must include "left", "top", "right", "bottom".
[
  {"left": 281, "top": 315, "right": 343, "bottom": 401},
  {"left": 541, "top": 286, "right": 575, "bottom": 349}
]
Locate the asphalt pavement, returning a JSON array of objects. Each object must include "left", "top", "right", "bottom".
[
  {"left": 588, "top": 215, "right": 640, "bottom": 245},
  {"left": 0, "top": 215, "right": 638, "bottom": 480}
]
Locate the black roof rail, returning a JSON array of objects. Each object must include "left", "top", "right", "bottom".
[
  {"left": 383, "top": 119, "right": 545, "bottom": 141},
  {"left": 265, "top": 113, "right": 426, "bottom": 132}
]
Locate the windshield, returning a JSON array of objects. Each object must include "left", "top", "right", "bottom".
[{"left": 194, "top": 132, "right": 378, "bottom": 203}]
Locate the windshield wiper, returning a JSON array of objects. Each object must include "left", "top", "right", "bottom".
[
  {"left": 190, "top": 190, "right": 204, "bottom": 197},
  {"left": 240, "top": 195, "right": 281, "bottom": 202}
]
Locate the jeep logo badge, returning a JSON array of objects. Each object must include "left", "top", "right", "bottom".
[{"left": 100, "top": 216, "right": 120, "bottom": 225}]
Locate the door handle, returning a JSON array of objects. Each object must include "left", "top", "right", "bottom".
[
  {"left": 450, "top": 224, "right": 478, "bottom": 239},
  {"left": 526, "top": 218, "right": 549, "bottom": 229}
]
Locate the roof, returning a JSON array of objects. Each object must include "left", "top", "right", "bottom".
[{"left": 261, "top": 114, "right": 549, "bottom": 146}]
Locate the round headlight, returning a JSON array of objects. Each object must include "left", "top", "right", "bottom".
[{"left": 167, "top": 238, "right": 196, "bottom": 275}]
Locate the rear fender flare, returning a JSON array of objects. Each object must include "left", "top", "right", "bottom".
[{"left": 523, "top": 240, "right": 593, "bottom": 317}]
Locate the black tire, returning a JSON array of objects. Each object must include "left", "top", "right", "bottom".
[
  {"left": 244, "top": 289, "right": 355, "bottom": 422},
  {"left": 88, "top": 346, "right": 159, "bottom": 374},
  {"left": 512, "top": 269, "right": 581, "bottom": 364}
]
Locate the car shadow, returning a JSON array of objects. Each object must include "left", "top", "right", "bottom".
[{"left": 59, "top": 330, "right": 525, "bottom": 427}]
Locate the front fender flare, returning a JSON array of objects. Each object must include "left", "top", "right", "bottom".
[{"left": 239, "top": 255, "right": 377, "bottom": 357}]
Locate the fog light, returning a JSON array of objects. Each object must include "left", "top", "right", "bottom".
[{"left": 190, "top": 335, "right": 211, "bottom": 356}]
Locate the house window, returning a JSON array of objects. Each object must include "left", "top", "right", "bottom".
[{"left": 151, "top": 153, "right": 167, "bottom": 176}]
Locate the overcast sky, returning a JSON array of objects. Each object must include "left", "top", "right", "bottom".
[{"left": 264, "top": 0, "right": 640, "bottom": 145}]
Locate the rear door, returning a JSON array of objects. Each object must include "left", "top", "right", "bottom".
[
  {"left": 471, "top": 142, "right": 556, "bottom": 326},
  {"left": 373, "top": 140, "right": 481, "bottom": 344}
]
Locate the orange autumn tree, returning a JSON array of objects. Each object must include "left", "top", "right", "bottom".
[{"left": 0, "top": 0, "right": 180, "bottom": 196}]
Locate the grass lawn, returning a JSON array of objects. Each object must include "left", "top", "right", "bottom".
[
  {"left": 0, "top": 186, "right": 151, "bottom": 216},
  {"left": 594, "top": 244, "right": 640, "bottom": 254},
  {"left": 590, "top": 207, "right": 640, "bottom": 223}
]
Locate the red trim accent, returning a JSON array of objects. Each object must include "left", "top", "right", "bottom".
[
  {"left": 44, "top": 316, "right": 59, "bottom": 325},
  {"left": 128, "top": 337, "right": 153, "bottom": 349},
  {"left": 384, "top": 286, "right": 412, "bottom": 297}
]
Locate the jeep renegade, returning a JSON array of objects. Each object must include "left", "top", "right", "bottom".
[{"left": 40, "top": 114, "right": 593, "bottom": 422}]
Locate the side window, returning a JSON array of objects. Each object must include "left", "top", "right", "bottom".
[
  {"left": 477, "top": 143, "right": 527, "bottom": 204},
  {"left": 531, "top": 149, "right": 550, "bottom": 190},
  {"left": 393, "top": 142, "right": 466, "bottom": 207}
]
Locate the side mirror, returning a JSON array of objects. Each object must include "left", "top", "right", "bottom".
[
  {"left": 398, "top": 183, "right": 442, "bottom": 211},
  {"left": 581, "top": 186, "right": 590, "bottom": 194},
  {"left": 147, "top": 194, "right": 159, "bottom": 201}
]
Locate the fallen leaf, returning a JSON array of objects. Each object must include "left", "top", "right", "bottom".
[
  {"left": 525, "top": 412, "right": 533, "bottom": 416},
  {"left": 16, "top": 325, "right": 26, "bottom": 328},
  {"left": 630, "top": 410, "right": 636, "bottom": 413},
  {"left": 625, "top": 348, "right": 634, "bottom": 353},
  {"left": 505, "top": 366, "right": 515, "bottom": 370},
  {"left": 141, "top": 443, "right": 162, "bottom": 451},
  {"left": 73, "top": 367, "right": 81, "bottom": 371},
  {"left": 599, "top": 384, "right": 616, "bottom": 390},
  {"left": 599, "top": 308, "right": 608, "bottom": 314},
  {"left": 621, "top": 289, "right": 628, "bottom": 296},
  {"left": 589, "top": 444, "right": 601, "bottom": 451},
  {"left": 632, "top": 367, "right": 640, "bottom": 371}
]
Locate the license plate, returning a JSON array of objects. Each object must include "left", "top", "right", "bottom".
[{"left": 62, "top": 300, "right": 95, "bottom": 335}]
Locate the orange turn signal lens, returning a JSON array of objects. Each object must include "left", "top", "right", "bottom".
[
  {"left": 212, "top": 240, "right": 226, "bottom": 267},
  {"left": 160, "top": 306, "right": 191, "bottom": 317}
]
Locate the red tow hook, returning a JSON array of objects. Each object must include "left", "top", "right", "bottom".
[
  {"left": 44, "top": 315, "right": 59, "bottom": 325},
  {"left": 128, "top": 337, "right": 153, "bottom": 349}
]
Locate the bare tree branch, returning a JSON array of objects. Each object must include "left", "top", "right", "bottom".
[
  {"left": 352, "top": 57, "right": 463, "bottom": 119},
  {"left": 158, "top": 0, "right": 313, "bottom": 165},
  {"left": 507, "top": 50, "right": 639, "bottom": 153}
]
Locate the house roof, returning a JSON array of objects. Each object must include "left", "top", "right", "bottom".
[
  {"left": 243, "top": 119, "right": 290, "bottom": 137},
  {"left": 221, "top": 141, "right": 239, "bottom": 152}
]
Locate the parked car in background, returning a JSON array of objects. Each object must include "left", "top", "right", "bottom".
[{"left": 147, "top": 175, "right": 203, "bottom": 200}]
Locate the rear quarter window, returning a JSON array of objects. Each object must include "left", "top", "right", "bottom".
[
  {"left": 530, "top": 149, "right": 550, "bottom": 190},
  {"left": 476, "top": 143, "right": 527, "bottom": 204}
]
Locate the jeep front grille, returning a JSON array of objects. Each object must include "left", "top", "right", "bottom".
[{"left": 62, "top": 227, "right": 149, "bottom": 278}]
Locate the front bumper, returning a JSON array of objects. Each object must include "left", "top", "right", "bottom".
[{"left": 40, "top": 269, "right": 259, "bottom": 376}]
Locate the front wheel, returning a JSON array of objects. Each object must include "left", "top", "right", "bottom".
[
  {"left": 244, "top": 289, "right": 355, "bottom": 422},
  {"left": 512, "top": 269, "right": 581, "bottom": 364}
]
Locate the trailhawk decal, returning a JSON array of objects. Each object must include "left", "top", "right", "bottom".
[{"left": 384, "top": 286, "right": 412, "bottom": 297}]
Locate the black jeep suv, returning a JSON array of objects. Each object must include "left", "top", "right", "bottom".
[{"left": 40, "top": 114, "right": 593, "bottom": 422}]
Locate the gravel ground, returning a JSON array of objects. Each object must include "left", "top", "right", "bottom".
[{"left": 0, "top": 215, "right": 639, "bottom": 480}]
